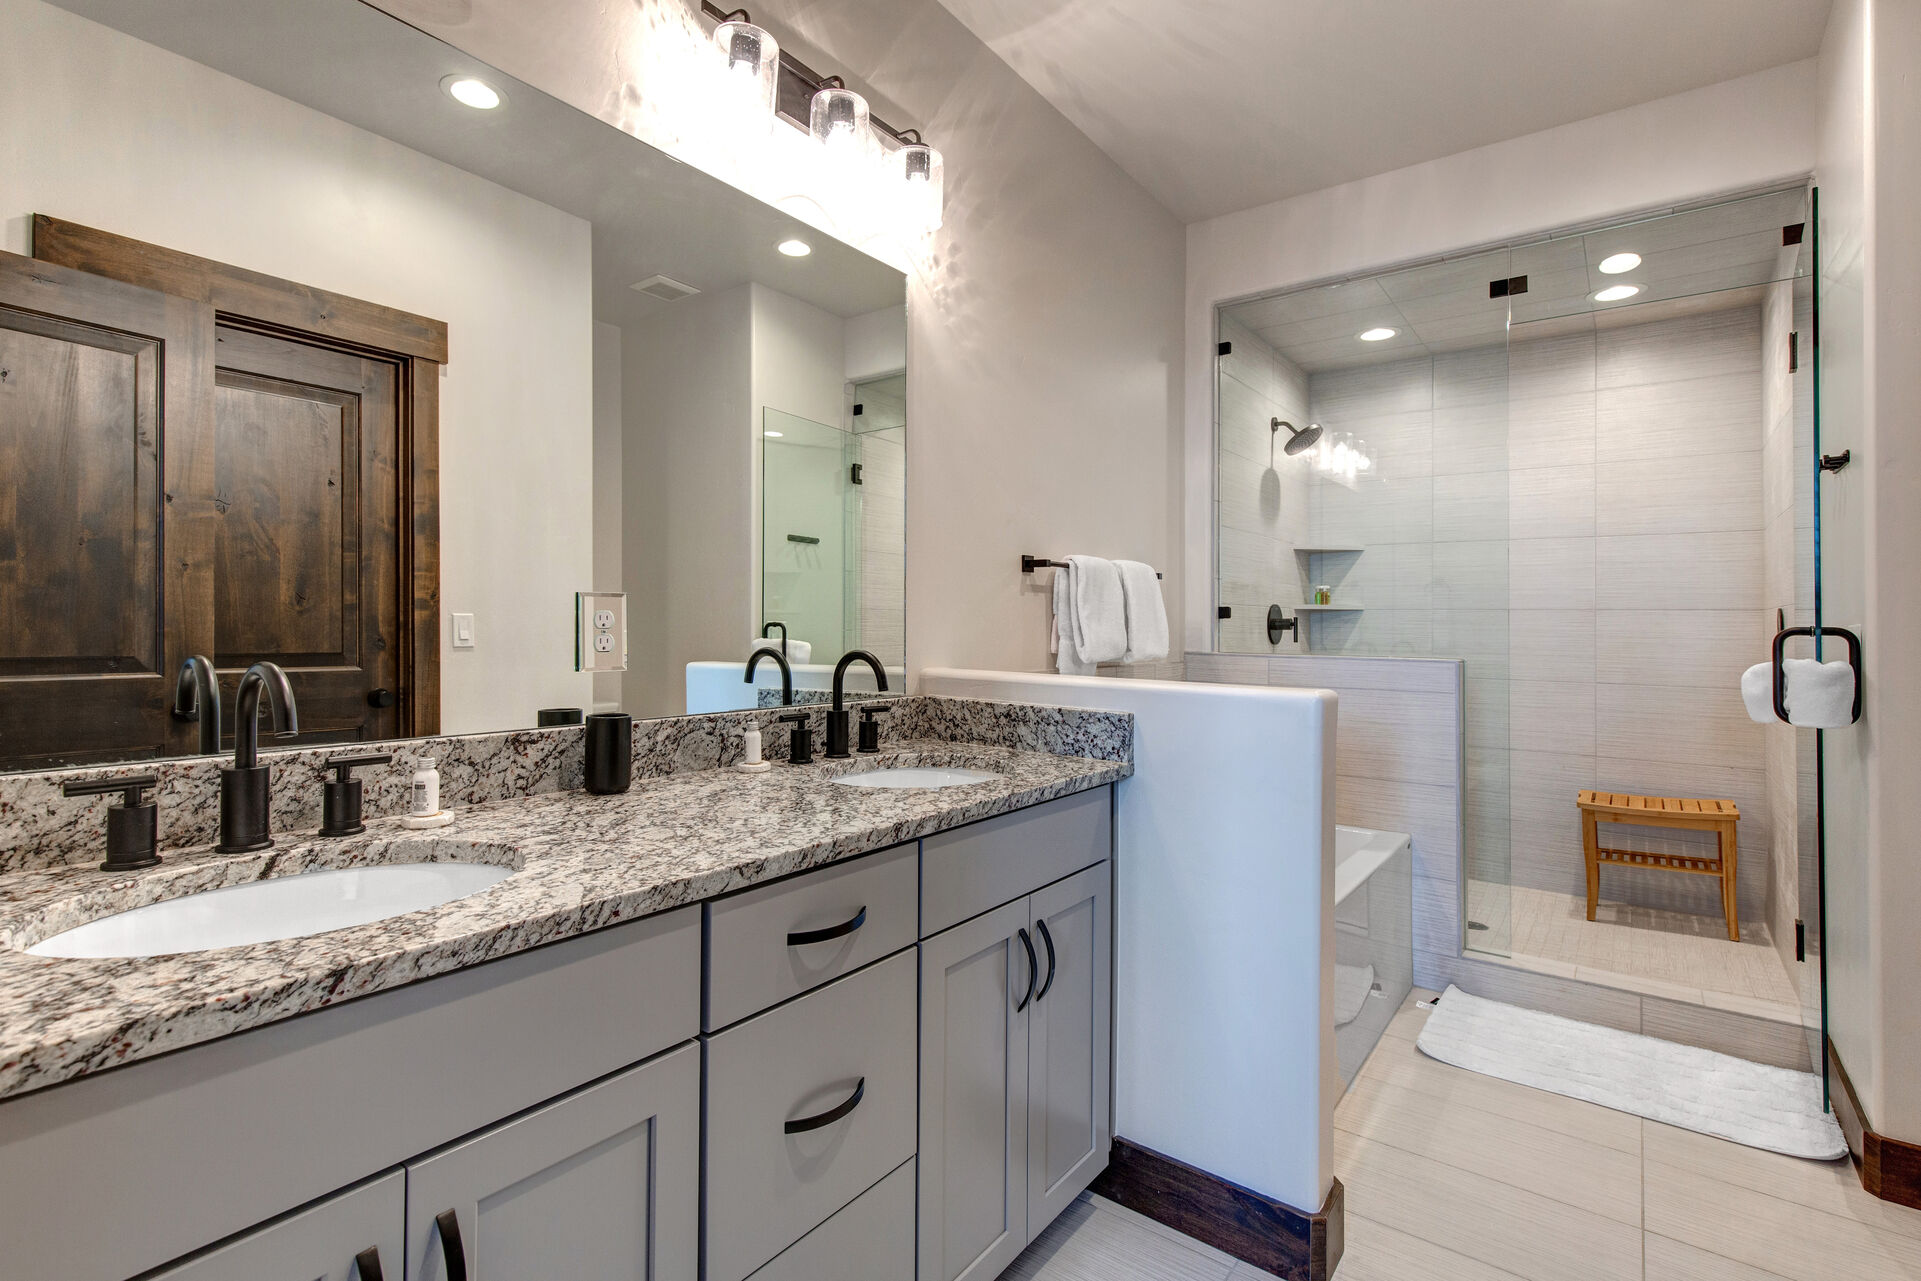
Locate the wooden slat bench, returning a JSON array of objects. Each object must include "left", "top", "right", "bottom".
[{"left": 1576, "top": 790, "right": 1741, "bottom": 941}]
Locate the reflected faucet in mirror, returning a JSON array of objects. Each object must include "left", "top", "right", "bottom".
[
  {"left": 216, "top": 662, "right": 299, "bottom": 854},
  {"left": 745, "top": 646, "right": 794, "bottom": 708},
  {"left": 761, "top": 621, "right": 789, "bottom": 658},
  {"left": 171, "top": 656, "right": 221, "bottom": 756},
  {"left": 826, "top": 651, "right": 890, "bottom": 759}
]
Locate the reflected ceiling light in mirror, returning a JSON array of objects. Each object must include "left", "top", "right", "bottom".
[
  {"left": 777, "top": 238, "right": 812, "bottom": 257},
  {"left": 1598, "top": 252, "right": 1641, "bottom": 274},
  {"left": 712, "top": 15, "right": 779, "bottom": 134},
  {"left": 1593, "top": 284, "right": 1641, "bottom": 302},
  {"left": 441, "top": 75, "right": 502, "bottom": 110},
  {"left": 1358, "top": 327, "right": 1397, "bottom": 342},
  {"left": 764, "top": 429, "right": 784, "bottom": 437}
]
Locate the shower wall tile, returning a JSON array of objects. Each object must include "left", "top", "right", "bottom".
[
  {"left": 1509, "top": 464, "right": 1597, "bottom": 539},
  {"left": 1596, "top": 306, "right": 1762, "bottom": 389},
  {"left": 1184, "top": 651, "right": 1268, "bottom": 685},
  {"left": 1311, "top": 355, "right": 1433, "bottom": 420},
  {"left": 1594, "top": 532, "right": 1763, "bottom": 609},
  {"left": 1594, "top": 609, "right": 1765, "bottom": 688},
  {"left": 1595, "top": 684, "right": 1765, "bottom": 772},
  {"left": 1432, "top": 347, "right": 1510, "bottom": 407},
  {"left": 1507, "top": 330, "right": 1597, "bottom": 400},
  {"left": 1268, "top": 654, "right": 1459, "bottom": 694},
  {"left": 1363, "top": 410, "right": 1437, "bottom": 478},
  {"left": 1508, "top": 748, "right": 1597, "bottom": 899},
  {"left": 1595, "top": 371, "right": 1763, "bottom": 463},
  {"left": 1431, "top": 540, "right": 1509, "bottom": 609},
  {"left": 1509, "top": 610, "right": 1597, "bottom": 684},
  {"left": 1431, "top": 471, "right": 1509, "bottom": 542},
  {"left": 1509, "top": 680, "right": 1596, "bottom": 756},
  {"left": 1339, "top": 776, "right": 1459, "bottom": 882},
  {"left": 1432, "top": 405, "right": 1509, "bottom": 475},
  {"left": 1508, "top": 537, "right": 1596, "bottom": 609},
  {"left": 1595, "top": 452, "right": 1763, "bottom": 537},
  {"left": 1507, "top": 392, "right": 1598, "bottom": 470}
]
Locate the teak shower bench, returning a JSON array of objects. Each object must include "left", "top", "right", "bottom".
[{"left": 1577, "top": 790, "right": 1742, "bottom": 941}]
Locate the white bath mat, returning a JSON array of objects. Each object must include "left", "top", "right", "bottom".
[
  {"left": 1334, "top": 962, "right": 1376, "bottom": 1027},
  {"left": 1416, "top": 985, "right": 1847, "bottom": 1160}
]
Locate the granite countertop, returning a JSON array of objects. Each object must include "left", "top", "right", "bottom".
[{"left": 0, "top": 740, "right": 1128, "bottom": 1102}]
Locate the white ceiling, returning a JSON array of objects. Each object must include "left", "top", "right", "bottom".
[
  {"left": 933, "top": 0, "right": 1832, "bottom": 222},
  {"left": 46, "top": 0, "right": 906, "bottom": 328}
]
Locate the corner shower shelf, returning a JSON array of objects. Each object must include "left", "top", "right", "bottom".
[
  {"left": 1292, "top": 546, "right": 1365, "bottom": 556},
  {"left": 1295, "top": 602, "right": 1364, "bottom": 612}
]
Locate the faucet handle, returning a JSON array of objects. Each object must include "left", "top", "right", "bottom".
[
  {"left": 856, "top": 704, "right": 891, "bottom": 754},
  {"left": 776, "top": 712, "right": 815, "bottom": 765},
  {"left": 62, "top": 775, "right": 162, "bottom": 872},
  {"left": 319, "top": 753, "right": 393, "bottom": 837}
]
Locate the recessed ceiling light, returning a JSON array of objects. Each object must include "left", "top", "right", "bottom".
[
  {"left": 777, "top": 239, "right": 812, "bottom": 257},
  {"left": 1358, "top": 327, "right": 1397, "bottom": 342},
  {"left": 1598, "top": 252, "right": 1641, "bottom": 275},
  {"left": 441, "top": 75, "right": 503, "bottom": 110},
  {"left": 1593, "top": 285, "right": 1641, "bottom": 302},
  {"left": 764, "top": 430, "right": 784, "bottom": 438}
]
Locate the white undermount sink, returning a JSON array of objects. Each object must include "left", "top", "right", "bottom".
[
  {"left": 831, "top": 766, "right": 1003, "bottom": 790},
  {"left": 27, "top": 861, "right": 515, "bottom": 959}
]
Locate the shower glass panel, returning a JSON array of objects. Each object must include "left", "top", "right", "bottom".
[{"left": 1214, "top": 248, "right": 1517, "bottom": 957}]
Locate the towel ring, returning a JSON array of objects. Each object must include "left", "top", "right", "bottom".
[{"left": 1771, "top": 625, "right": 1863, "bottom": 725}]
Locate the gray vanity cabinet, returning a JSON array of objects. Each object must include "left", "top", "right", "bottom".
[
  {"left": 404, "top": 1042, "right": 700, "bottom": 1280},
  {"left": 918, "top": 856, "right": 1113, "bottom": 1281},
  {"left": 148, "top": 1172, "right": 404, "bottom": 1281}
]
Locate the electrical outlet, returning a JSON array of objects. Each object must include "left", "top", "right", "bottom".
[{"left": 576, "top": 592, "right": 627, "bottom": 673}]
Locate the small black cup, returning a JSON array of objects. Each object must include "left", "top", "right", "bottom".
[{"left": 584, "top": 712, "right": 633, "bottom": 794}]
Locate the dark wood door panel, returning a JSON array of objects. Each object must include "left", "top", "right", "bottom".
[{"left": 0, "top": 251, "right": 215, "bottom": 771}]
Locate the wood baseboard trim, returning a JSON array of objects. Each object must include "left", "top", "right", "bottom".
[
  {"left": 1828, "top": 1037, "right": 1921, "bottom": 1210},
  {"left": 1090, "top": 1137, "right": 1342, "bottom": 1281}
]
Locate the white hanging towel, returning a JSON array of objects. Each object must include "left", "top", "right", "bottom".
[
  {"left": 1740, "top": 658, "right": 1856, "bottom": 727},
  {"left": 1052, "top": 556, "right": 1126, "bottom": 674},
  {"left": 1114, "top": 560, "right": 1168, "bottom": 663}
]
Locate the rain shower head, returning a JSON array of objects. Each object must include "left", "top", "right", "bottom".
[{"left": 1272, "top": 419, "right": 1322, "bottom": 457}]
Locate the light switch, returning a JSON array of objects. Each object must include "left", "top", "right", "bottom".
[{"left": 451, "top": 612, "right": 476, "bottom": 649}]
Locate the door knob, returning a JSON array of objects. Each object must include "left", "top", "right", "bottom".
[{"left": 367, "top": 688, "right": 396, "bottom": 708}]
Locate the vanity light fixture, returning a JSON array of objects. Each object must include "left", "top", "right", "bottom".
[
  {"left": 777, "top": 238, "right": 812, "bottom": 257},
  {"left": 897, "top": 131, "right": 945, "bottom": 232},
  {"left": 712, "top": 13, "right": 779, "bottom": 130},
  {"left": 809, "top": 80, "right": 873, "bottom": 161},
  {"left": 440, "top": 75, "right": 503, "bottom": 110},
  {"left": 1597, "top": 252, "right": 1641, "bottom": 274},
  {"left": 1358, "top": 327, "right": 1397, "bottom": 342},
  {"left": 1593, "top": 284, "right": 1641, "bottom": 302}
]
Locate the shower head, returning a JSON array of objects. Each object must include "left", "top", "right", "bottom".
[{"left": 1272, "top": 419, "right": 1323, "bottom": 457}]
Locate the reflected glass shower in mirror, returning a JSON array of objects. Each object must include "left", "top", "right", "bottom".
[{"left": 0, "top": 0, "right": 908, "bottom": 771}]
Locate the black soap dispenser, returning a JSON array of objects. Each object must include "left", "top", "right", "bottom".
[{"left": 61, "top": 775, "right": 162, "bottom": 872}]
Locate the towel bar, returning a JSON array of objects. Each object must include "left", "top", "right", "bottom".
[
  {"left": 1021, "top": 555, "right": 1161, "bottom": 579},
  {"left": 1770, "top": 625, "right": 1863, "bottom": 724}
]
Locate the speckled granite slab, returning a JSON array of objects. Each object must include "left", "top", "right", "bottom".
[
  {"left": 0, "top": 738, "right": 1126, "bottom": 1100},
  {"left": 0, "top": 694, "right": 1129, "bottom": 875}
]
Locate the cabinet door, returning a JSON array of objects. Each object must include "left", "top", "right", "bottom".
[
  {"left": 1027, "top": 861, "right": 1113, "bottom": 1231},
  {"left": 405, "top": 1043, "right": 698, "bottom": 1281},
  {"left": 918, "top": 896, "right": 1033, "bottom": 1281},
  {"left": 149, "top": 1172, "right": 402, "bottom": 1281}
]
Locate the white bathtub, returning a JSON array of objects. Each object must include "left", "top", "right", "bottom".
[{"left": 1333, "top": 824, "right": 1414, "bottom": 1090}]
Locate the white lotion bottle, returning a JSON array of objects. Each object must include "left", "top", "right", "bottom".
[
  {"left": 411, "top": 757, "right": 440, "bottom": 815},
  {"left": 736, "top": 723, "right": 771, "bottom": 773}
]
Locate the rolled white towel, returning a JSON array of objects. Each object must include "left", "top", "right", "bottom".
[
  {"left": 1740, "top": 658, "right": 1857, "bottom": 727},
  {"left": 750, "top": 637, "right": 810, "bottom": 664},
  {"left": 1783, "top": 657, "right": 1855, "bottom": 728},
  {"left": 1115, "top": 560, "right": 1168, "bottom": 663},
  {"left": 1740, "top": 662, "right": 1775, "bottom": 723}
]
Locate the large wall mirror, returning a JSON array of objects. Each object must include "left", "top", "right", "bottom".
[{"left": 0, "top": 0, "right": 908, "bottom": 771}]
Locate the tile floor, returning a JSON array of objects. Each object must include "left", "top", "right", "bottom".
[
  {"left": 1008, "top": 990, "right": 1921, "bottom": 1280},
  {"left": 1464, "top": 882, "right": 1804, "bottom": 1019}
]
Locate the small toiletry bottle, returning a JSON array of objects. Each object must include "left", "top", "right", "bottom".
[
  {"left": 411, "top": 757, "right": 440, "bottom": 816},
  {"left": 737, "top": 722, "right": 772, "bottom": 772}
]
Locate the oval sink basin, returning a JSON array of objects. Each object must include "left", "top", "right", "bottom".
[
  {"left": 28, "top": 862, "right": 515, "bottom": 959},
  {"left": 831, "top": 767, "right": 1003, "bottom": 790}
]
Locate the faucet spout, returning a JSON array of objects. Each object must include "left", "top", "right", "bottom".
[
  {"left": 826, "top": 651, "right": 889, "bottom": 758},
  {"left": 172, "top": 656, "right": 222, "bottom": 755},
  {"left": 233, "top": 661, "right": 299, "bottom": 770},
  {"left": 746, "top": 645, "right": 794, "bottom": 707}
]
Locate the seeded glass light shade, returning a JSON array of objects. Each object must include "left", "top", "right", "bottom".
[
  {"left": 809, "top": 85, "right": 872, "bottom": 157},
  {"left": 713, "top": 19, "right": 778, "bottom": 129},
  {"left": 900, "top": 141, "right": 945, "bottom": 231}
]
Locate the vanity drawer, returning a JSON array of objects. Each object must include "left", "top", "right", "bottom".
[
  {"left": 703, "top": 948, "right": 918, "bottom": 1281},
  {"left": 922, "top": 786, "right": 1112, "bottom": 936},
  {"left": 704, "top": 843, "right": 918, "bottom": 1030},
  {"left": 746, "top": 1157, "right": 916, "bottom": 1281}
]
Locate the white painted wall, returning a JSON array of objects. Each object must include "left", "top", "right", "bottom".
[
  {"left": 922, "top": 669, "right": 1337, "bottom": 1214},
  {"left": 1182, "top": 61, "right": 1820, "bottom": 649},
  {"left": 1816, "top": 0, "right": 1921, "bottom": 1142},
  {"left": 591, "top": 321, "right": 625, "bottom": 711},
  {"left": 844, "top": 303, "right": 908, "bottom": 381},
  {"left": 0, "top": 0, "right": 597, "bottom": 733},
  {"left": 369, "top": 0, "right": 1187, "bottom": 685}
]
